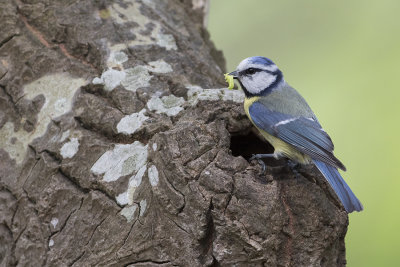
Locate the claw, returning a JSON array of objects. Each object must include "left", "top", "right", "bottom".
[
  {"left": 287, "top": 159, "right": 301, "bottom": 178},
  {"left": 258, "top": 159, "right": 267, "bottom": 174},
  {"left": 287, "top": 159, "right": 299, "bottom": 169},
  {"left": 249, "top": 153, "right": 274, "bottom": 174},
  {"left": 249, "top": 154, "right": 258, "bottom": 162}
]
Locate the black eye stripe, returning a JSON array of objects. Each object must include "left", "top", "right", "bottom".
[
  {"left": 240, "top": 68, "right": 275, "bottom": 76},
  {"left": 240, "top": 68, "right": 259, "bottom": 76}
]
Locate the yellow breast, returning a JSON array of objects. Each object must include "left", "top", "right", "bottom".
[{"left": 243, "top": 96, "right": 311, "bottom": 165}]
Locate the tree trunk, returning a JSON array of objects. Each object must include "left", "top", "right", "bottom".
[{"left": 0, "top": 0, "right": 348, "bottom": 266}]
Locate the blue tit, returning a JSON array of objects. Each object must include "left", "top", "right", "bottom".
[{"left": 227, "top": 56, "right": 363, "bottom": 213}]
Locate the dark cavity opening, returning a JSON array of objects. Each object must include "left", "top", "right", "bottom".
[{"left": 230, "top": 129, "right": 275, "bottom": 162}]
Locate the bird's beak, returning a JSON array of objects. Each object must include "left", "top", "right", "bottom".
[{"left": 228, "top": 70, "right": 238, "bottom": 79}]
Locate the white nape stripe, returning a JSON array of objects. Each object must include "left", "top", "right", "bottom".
[
  {"left": 237, "top": 58, "right": 278, "bottom": 73},
  {"left": 260, "top": 64, "right": 278, "bottom": 72},
  {"left": 274, "top": 117, "right": 297, "bottom": 127}
]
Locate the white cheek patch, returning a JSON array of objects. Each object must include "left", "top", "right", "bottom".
[{"left": 242, "top": 72, "right": 277, "bottom": 95}]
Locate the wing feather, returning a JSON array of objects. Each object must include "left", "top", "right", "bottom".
[{"left": 249, "top": 101, "right": 345, "bottom": 170}]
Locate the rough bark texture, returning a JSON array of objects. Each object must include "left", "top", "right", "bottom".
[{"left": 0, "top": 0, "right": 348, "bottom": 266}]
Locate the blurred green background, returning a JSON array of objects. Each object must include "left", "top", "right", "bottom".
[{"left": 208, "top": 1, "right": 400, "bottom": 266}]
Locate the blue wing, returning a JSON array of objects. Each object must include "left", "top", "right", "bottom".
[
  {"left": 313, "top": 159, "right": 363, "bottom": 212},
  {"left": 249, "top": 101, "right": 345, "bottom": 170},
  {"left": 248, "top": 101, "right": 363, "bottom": 212}
]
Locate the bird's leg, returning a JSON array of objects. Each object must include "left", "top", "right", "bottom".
[
  {"left": 249, "top": 153, "right": 276, "bottom": 174},
  {"left": 287, "top": 159, "right": 301, "bottom": 178}
]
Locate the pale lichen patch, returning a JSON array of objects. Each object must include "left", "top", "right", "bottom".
[
  {"left": 147, "top": 95, "right": 185, "bottom": 116},
  {"left": 141, "top": 0, "right": 156, "bottom": 9},
  {"left": 121, "top": 66, "right": 152, "bottom": 92},
  {"left": 186, "top": 85, "right": 245, "bottom": 106},
  {"left": 109, "top": 43, "right": 127, "bottom": 54},
  {"left": 220, "top": 89, "right": 246, "bottom": 103},
  {"left": 54, "top": 98, "right": 69, "bottom": 114},
  {"left": 0, "top": 73, "right": 86, "bottom": 164},
  {"left": 107, "top": 50, "right": 128, "bottom": 68},
  {"left": 94, "top": 55, "right": 173, "bottom": 93},
  {"left": 93, "top": 66, "right": 152, "bottom": 92},
  {"left": 148, "top": 165, "right": 159, "bottom": 187},
  {"left": 50, "top": 218, "right": 59, "bottom": 228},
  {"left": 92, "top": 68, "right": 126, "bottom": 91},
  {"left": 60, "top": 138, "right": 79, "bottom": 159},
  {"left": 152, "top": 143, "right": 157, "bottom": 151},
  {"left": 145, "top": 60, "right": 173, "bottom": 73},
  {"left": 116, "top": 191, "right": 129, "bottom": 206},
  {"left": 23, "top": 73, "right": 86, "bottom": 119},
  {"left": 120, "top": 205, "right": 137, "bottom": 222},
  {"left": 108, "top": 2, "right": 177, "bottom": 51},
  {"left": 59, "top": 130, "right": 70, "bottom": 142},
  {"left": 49, "top": 239, "right": 54, "bottom": 247},
  {"left": 139, "top": 199, "right": 147, "bottom": 217},
  {"left": 127, "top": 164, "right": 147, "bottom": 205},
  {"left": 0, "top": 122, "right": 25, "bottom": 163},
  {"left": 91, "top": 141, "right": 148, "bottom": 182},
  {"left": 156, "top": 32, "right": 177, "bottom": 51},
  {"left": 117, "top": 109, "right": 148, "bottom": 135}
]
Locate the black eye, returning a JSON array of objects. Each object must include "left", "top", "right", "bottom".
[{"left": 246, "top": 68, "right": 257, "bottom": 75}]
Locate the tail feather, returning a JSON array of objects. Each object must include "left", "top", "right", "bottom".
[{"left": 313, "top": 159, "right": 363, "bottom": 213}]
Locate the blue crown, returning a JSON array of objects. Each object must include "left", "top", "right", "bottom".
[{"left": 248, "top": 56, "right": 275, "bottom": 66}]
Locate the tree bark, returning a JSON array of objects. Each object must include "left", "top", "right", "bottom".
[{"left": 0, "top": 0, "right": 348, "bottom": 266}]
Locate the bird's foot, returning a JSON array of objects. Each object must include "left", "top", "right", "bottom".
[
  {"left": 287, "top": 159, "right": 301, "bottom": 179},
  {"left": 249, "top": 153, "right": 275, "bottom": 174}
]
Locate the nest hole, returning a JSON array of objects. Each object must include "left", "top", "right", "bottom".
[{"left": 230, "top": 128, "right": 277, "bottom": 163}]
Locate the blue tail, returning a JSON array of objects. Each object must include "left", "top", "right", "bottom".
[{"left": 313, "top": 159, "right": 363, "bottom": 213}]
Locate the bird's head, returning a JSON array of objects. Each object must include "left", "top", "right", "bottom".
[{"left": 228, "top": 56, "right": 284, "bottom": 97}]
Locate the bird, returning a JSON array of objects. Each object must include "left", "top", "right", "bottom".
[{"left": 225, "top": 56, "right": 363, "bottom": 213}]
